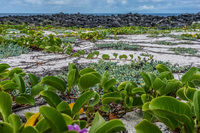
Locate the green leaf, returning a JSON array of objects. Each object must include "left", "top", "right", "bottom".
[
  {"left": 28, "top": 73, "right": 39, "bottom": 87},
  {"left": 99, "top": 105, "right": 110, "bottom": 113},
  {"left": 181, "top": 67, "right": 198, "bottom": 84},
  {"left": 14, "top": 73, "right": 26, "bottom": 93},
  {"left": 177, "top": 87, "right": 197, "bottom": 101},
  {"left": 118, "top": 81, "right": 137, "bottom": 91},
  {"left": 39, "top": 106, "right": 68, "bottom": 133},
  {"left": 157, "top": 71, "right": 170, "bottom": 80},
  {"left": 67, "top": 69, "right": 76, "bottom": 90},
  {"left": 35, "top": 118, "right": 50, "bottom": 133},
  {"left": 56, "top": 101, "right": 72, "bottom": 116},
  {"left": 156, "top": 64, "right": 174, "bottom": 79},
  {"left": 25, "top": 112, "right": 35, "bottom": 121},
  {"left": 41, "top": 76, "right": 66, "bottom": 92},
  {"left": 124, "top": 96, "right": 133, "bottom": 108},
  {"left": 16, "top": 94, "right": 35, "bottom": 105},
  {"left": 22, "top": 126, "right": 39, "bottom": 133},
  {"left": 0, "top": 92, "right": 12, "bottom": 122},
  {"left": 0, "top": 63, "right": 10, "bottom": 73},
  {"left": 62, "top": 114, "right": 73, "bottom": 125},
  {"left": 102, "top": 92, "right": 122, "bottom": 104},
  {"left": 79, "top": 73, "right": 101, "bottom": 90},
  {"left": 89, "top": 112, "right": 106, "bottom": 133},
  {"left": 90, "top": 93, "right": 100, "bottom": 106},
  {"left": 8, "top": 114, "right": 22, "bottom": 133},
  {"left": 141, "top": 94, "right": 154, "bottom": 103},
  {"left": 31, "top": 83, "right": 44, "bottom": 96},
  {"left": 72, "top": 91, "right": 95, "bottom": 115},
  {"left": 135, "top": 119, "right": 162, "bottom": 133},
  {"left": 131, "top": 87, "right": 145, "bottom": 95},
  {"left": 68, "top": 63, "right": 80, "bottom": 85},
  {"left": 9, "top": 67, "right": 25, "bottom": 79},
  {"left": 104, "top": 78, "right": 117, "bottom": 92},
  {"left": 0, "top": 80, "right": 18, "bottom": 92},
  {"left": 152, "top": 78, "right": 166, "bottom": 91},
  {"left": 79, "top": 68, "right": 96, "bottom": 75},
  {"left": 40, "top": 90, "right": 62, "bottom": 108},
  {"left": 149, "top": 96, "right": 194, "bottom": 132},
  {"left": 141, "top": 72, "right": 151, "bottom": 87},
  {"left": 193, "top": 90, "right": 200, "bottom": 121},
  {"left": 158, "top": 79, "right": 182, "bottom": 96},
  {"left": 0, "top": 122, "right": 13, "bottom": 133},
  {"left": 95, "top": 119, "right": 126, "bottom": 133}
]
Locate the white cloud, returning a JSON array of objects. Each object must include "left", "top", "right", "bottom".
[
  {"left": 139, "top": 5, "right": 154, "bottom": 10},
  {"left": 106, "top": 0, "right": 116, "bottom": 4},
  {"left": 121, "top": 0, "right": 127, "bottom": 4},
  {"left": 24, "top": 0, "right": 44, "bottom": 4}
]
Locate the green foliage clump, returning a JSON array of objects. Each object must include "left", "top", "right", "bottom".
[
  {"left": 102, "top": 54, "right": 110, "bottom": 60},
  {"left": 169, "top": 47, "right": 198, "bottom": 55},
  {"left": 95, "top": 41, "right": 142, "bottom": 50},
  {"left": 0, "top": 43, "right": 29, "bottom": 59}
]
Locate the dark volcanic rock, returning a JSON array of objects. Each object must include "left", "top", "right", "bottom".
[{"left": 1, "top": 12, "right": 200, "bottom": 28}]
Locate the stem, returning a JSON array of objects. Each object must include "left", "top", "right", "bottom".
[
  {"left": 184, "top": 124, "right": 189, "bottom": 133},
  {"left": 197, "top": 120, "right": 200, "bottom": 133},
  {"left": 112, "top": 102, "right": 118, "bottom": 110},
  {"left": 72, "top": 86, "right": 79, "bottom": 98}
]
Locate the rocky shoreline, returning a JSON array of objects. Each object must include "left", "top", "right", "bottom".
[{"left": 1, "top": 12, "right": 200, "bottom": 28}]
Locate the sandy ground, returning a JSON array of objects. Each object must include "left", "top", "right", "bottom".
[{"left": 1, "top": 30, "right": 200, "bottom": 133}]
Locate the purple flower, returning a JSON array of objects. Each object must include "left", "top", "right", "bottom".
[
  {"left": 72, "top": 49, "right": 76, "bottom": 53},
  {"left": 67, "top": 124, "right": 88, "bottom": 133}
]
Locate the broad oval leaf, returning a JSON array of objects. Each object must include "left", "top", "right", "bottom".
[
  {"left": 67, "top": 69, "right": 76, "bottom": 90},
  {"left": 8, "top": 114, "right": 22, "bottom": 133},
  {"left": 141, "top": 72, "right": 151, "bottom": 87},
  {"left": 39, "top": 106, "right": 68, "bottom": 132},
  {"left": 89, "top": 112, "right": 106, "bottom": 133},
  {"left": 56, "top": 101, "right": 72, "bottom": 116},
  {"left": 102, "top": 92, "right": 122, "bottom": 105},
  {"left": 135, "top": 119, "right": 162, "bottom": 133},
  {"left": 0, "top": 80, "right": 18, "bottom": 92},
  {"left": 14, "top": 73, "right": 26, "bottom": 93},
  {"left": 22, "top": 126, "right": 39, "bottom": 133},
  {"left": 0, "top": 91, "right": 12, "bottom": 122},
  {"left": 0, "top": 122, "right": 13, "bottom": 133},
  {"left": 16, "top": 94, "right": 35, "bottom": 105},
  {"left": 193, "top": 90, "right": 200, "bottom": 121},
  {"left": 28, "top": 73, "right": 39, "bottom": 88},
  {"left": 95, "top": 119, "right": 126, "bottom": 133},
  {"left": 131, "top": 87, "right": 145, "bottom": 95},
  {"left": 79, "top": 73, "right": 101, "bottom": 90},
  {"left": 158, "top": 79, "right": 182, "bottom": 96},
  {"left": 31, "top": 83, "right": 44, "bottom": 96},
  {"left": 118, "top": 81, "right": 137, "bottom": 91},
  {"left": 149, "top": 96, "right": 194, "bottom": 132},
  {"left": 181, "top": 67, "right": 198, "bottom": 84},
  {"left": 9, "top": 67, "right": 25, "bottom": 78},
  {"left": 72, "top": 91, "right": 96, "bottom": 115},
  {"left": 79, "top": 68, "right": 96, "bottom": 75},
  {"left": 0, "top": 63, "right": 10, "bottom": 73},
  {"left": 40, "top": 90, "right": 62, "bottom": 108},
  {"left": 90, "top": 93, "right": 100, "bottom": 106},
  {"left": 40, "top": 76, "right": 66, "bottom": 92},
  {"left": 156, "top": 64, "right": 174, "bottom": 79},
  {"left": 104, "top": 78, "right": 117, "bottom": 92},
  {"left": 152, "top": 78, "right": 166, "bottom": 91}
]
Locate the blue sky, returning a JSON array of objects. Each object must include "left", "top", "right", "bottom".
[{"left": 0, "top": 0, "right": 199, "bottom": 13}]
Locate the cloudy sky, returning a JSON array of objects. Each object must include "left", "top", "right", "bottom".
[{"left": 0, "top": 0, "right": 199, "bottom": 13}]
